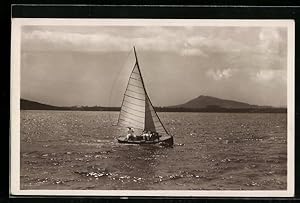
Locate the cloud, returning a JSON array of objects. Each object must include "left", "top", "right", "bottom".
[
  {"left": 180, "top": 48, "right": 206, "bottom": 56},
  {"left": 206, "top": 68, "right": 235, "bottom": 80},
  {"left": 186, "top": 36, "right": 250, "bottom": 53},
  {"left": 22, "top": 30, "right": 132, "bottom": 52},
  {"left": 22, "top": 27, "right": 188, "bottom": 53},
  {"left": 255, "top": 69, "right": 275, "bottom": 81},
  {"left": 20, "top": 25, "right": 288, "bottom": 108},
  {"left": 21, "top": 26, "right": 288, "bottom": 85},
  {"left": 258, "top": 28, "right": 284, "bottom": 54},
  {"left": 22, "top": 26, "right": 287, "bottom": 58},
  {"left": 252, "top": 69, "right": 286, "bottom": 83}
]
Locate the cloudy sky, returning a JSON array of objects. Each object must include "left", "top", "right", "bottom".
[{"left": 21, "top": 25, "right": 287, "bottom": 107}]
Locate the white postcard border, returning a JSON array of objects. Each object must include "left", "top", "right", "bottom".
[{"left": 10, "top": 18, "right": 295, "bottom": 197}]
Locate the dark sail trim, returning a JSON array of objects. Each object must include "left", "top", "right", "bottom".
[
  {"left": 119, "top": 119, "right": 144, "bottom": 129},
  {"left": 124, "top": 94, "right": 145, "bottom": 101},
  {"left": 119, "top": 114, "right": 144, "bottom": 124},
  {"left": 126, "top": 89, "right": 145, "bottom": 95},
  {"left": 129, "top": 77, "right": 142, "bottom": 82},
  {"left": 122, "top": 109, "right": 144, "bottom": 118},
  {"left": 132, "top": 71, "right": 140, "bottom": 75},
  {"left": 128, "top": 83, "right": 144, "bottom": 89},
  {"left": 123, "top": 105, "right": 145, "bottom": 113},
  {"left": 123, "top": 99, "right": 145, "bottom": 107}
]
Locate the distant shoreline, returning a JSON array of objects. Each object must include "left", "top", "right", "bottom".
[
  {"left": 20, "top": 99, "right": 287, "bottom": 113},
  {"left": 20, "top": 107, "right": 287, "bottom": 113}
]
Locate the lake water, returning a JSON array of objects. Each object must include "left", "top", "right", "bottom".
[{"left": 20, "top": 111, "right": 287, "bottom": 190}]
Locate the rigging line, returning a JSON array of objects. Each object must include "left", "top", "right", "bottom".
[
  {"left": 152, "top": 118, "right": 163, "bottom": 122},
  {"left": 109, "top": 50, "right": 132, "bottom": 101},
  {"left": 123, "top": 99, "right": 145, "bottom": 107},
  {"left": 145, "top": 108, "right": 156, "bottom": 112},
  {"left": 147, "top": 94, "right": 170, "bottom": 136},
  {"left": 109, "top": 50, "right": 132, "bottom": 125},
  {"left": 124, "top": 94, "right": 145, "bottom": 101},
  {"left": 121, "top": 109, "right": 144, "bottom": 119},
  {"left": 133, "top": 46, "right": 170, "bottom": 136},
  {"left": 154, "top": 123, "right": 164, "bottom": 127},
  {"left": 122, "top": 105, "right": 145, "bottom": 113},
  {"left": 119, "top": 114, "right": 144, "bottom": 124}
]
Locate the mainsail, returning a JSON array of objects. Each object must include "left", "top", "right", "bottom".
[{"left": 117, "top": 47, "right": 169, "bottom": 136}]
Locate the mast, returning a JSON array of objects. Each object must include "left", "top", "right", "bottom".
[{"left": 133, "top": 46, "right": 170, "bottom": 136}]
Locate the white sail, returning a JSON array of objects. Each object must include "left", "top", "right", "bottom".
[
  {"left": 117, "top": 49, "right": 168, "bottom": 136},
  {"left": 118, "top": 63, "right": 146, "bottom": 130}
]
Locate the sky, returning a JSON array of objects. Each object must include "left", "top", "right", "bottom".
[{"left": 20, "top": 25, "right": 288, "bottom": 107}]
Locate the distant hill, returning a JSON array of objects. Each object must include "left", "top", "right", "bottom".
[
  {"left": 168, "top": 95, "right": 269, "bottom": 109},
  {"left": 21, "top": 99, "right": 67, "bottom": 110},
  {"left": 20, "top": 99, "right": 119, "bottom": 111}
]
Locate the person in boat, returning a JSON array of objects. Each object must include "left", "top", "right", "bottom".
[
  {"left": 151, "top": 132, "right": 160, "bottom": 141},
  {"left": 126, "top": 127, "right": 135, "bottom": 140},
  {"left": 149, "top": 131, "right": 158, "bottom": 141},
  {"left": 142, "top": 130, "right": 147, "bottom": 140},
  {"left": 148, "top": 131, "right": 155, "bottom": 141},
  {"left": 145, "top": 131, "right": 151, "bottom": 141},
  {"left": 149, "top": 131, "right": 154, "bottom": 140},
  {"left": 156, "top": 132, "right": 161, "bottom": 141},
  {"left": 149, "top": 131, "right": 155, "bottom": 141}
]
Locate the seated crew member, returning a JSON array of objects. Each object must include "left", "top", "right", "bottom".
[
  {"left": 150, "top": 131, "right": 157, "bottom": 141},
  {"left": 142, "top": 130, "right": 147, "bottom": 140},
  {"left": 132, "top": 129, "right": 137, "bottom": 140},
  {"left": 153, "top": 132, "right": 160, "bottom": 141},
  {"left": 126, "top": 127, "right": 134, "bottom": 140},
  {"left": 149, "top": 132, "right": 152, "bottom": 140},
  {"left": 149, "top": 131, "right": 155, "bottom": 141},
  {"left": 145, "top": 131, "right": 150, "bottom": 141}
]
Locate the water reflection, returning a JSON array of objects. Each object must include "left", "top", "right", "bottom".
[
  {"left": 20, "top": 111, "right": 287, "bottom": 190},
  {"left": 110, "top": 143, "right": 163, "bottom": 189}
]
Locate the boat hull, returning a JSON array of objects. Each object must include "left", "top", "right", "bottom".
[{"left": 117, "top": 135, "right": 173, "bottom": 147}]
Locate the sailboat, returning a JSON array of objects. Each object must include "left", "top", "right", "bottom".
[{"left": 116, "top": 47, "right": 174, "bottom": 147}]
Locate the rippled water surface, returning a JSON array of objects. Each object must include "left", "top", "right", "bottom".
[{"left": 20, "top": 111, "right": 287, "bottom": 190}]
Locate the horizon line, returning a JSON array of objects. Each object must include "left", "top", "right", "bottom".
[{"left": 20, "top": 96, "right": 287, "bottom": 109}]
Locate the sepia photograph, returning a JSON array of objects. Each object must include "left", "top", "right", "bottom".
[{"left": 10, "top": 19, "right": 294, "bottom": 196}]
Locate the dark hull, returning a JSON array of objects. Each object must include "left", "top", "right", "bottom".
[{"left": 117, "top": 136, "right": 173, "bottom": 147}]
